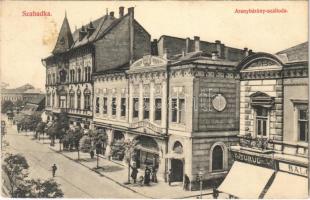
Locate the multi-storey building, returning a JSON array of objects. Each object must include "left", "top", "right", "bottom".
[
  {"left": 42, "top": 7, "right": 151, "bottom": 127},
  {"left": 219, "top": 42, "right": 308, "bottom": 198},
  {"left": 1, "top": 84, "right": 43, "bottom": 103},
  {"left": 93, "top": 36, "right": 250, "bottom": 189}
]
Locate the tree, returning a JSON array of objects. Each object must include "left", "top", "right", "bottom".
[
  {"left": 2, "top": 153, "right": 29, "bottom": 197},
  {"left": 21, "top": 178, "right": 64, "bottom": 198},
  {"left": 35, "top": 122, "right": 46, "bottom": 139},
  {"left": 123, "top": 139, "right": 138, "bottom": 184},
  {"left": 79, "top": 135, "right": 92, "bottom": 153},
  {"left": 1, "top": 100, "right": 14, "bottom": 114},
  {"left": 47, "top": 113, "right": 69, "bottom": 146}
]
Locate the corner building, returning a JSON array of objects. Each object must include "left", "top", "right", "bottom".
[
  {"left": 93, "top": 36, "right": 249, "bottom": 189},
  {"left": 42, "top": 7, "right": 151, "bottom": 128},
  {"left": 219, "top": 42, "right": 308, "bottom": 198}
]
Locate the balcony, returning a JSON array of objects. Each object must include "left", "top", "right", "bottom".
[{"left": 51, "top": 107, "right": 67, "bottom": 113}]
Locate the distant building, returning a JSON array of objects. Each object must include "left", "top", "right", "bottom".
[
  {"left": 1, "top": 84, "right": 44, "bottom": 103},
  {"left": 42, "top": 7, "right": 151, "bottom": 128},
  {"left": 93, "top": 36, "right": 250, "bottom": 189},
  {"left": 21, "top": 94, "right": 46, "bottom": 115},
  {"left": 219, "top": 42, "right": 308, "bottom": 198}
]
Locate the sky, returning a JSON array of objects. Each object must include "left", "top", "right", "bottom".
[{"left": 0, "top": 1, "right": 308, "bottom": 90}]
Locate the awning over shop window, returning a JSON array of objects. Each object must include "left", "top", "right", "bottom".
[
  {"left": 264, "top": 172, "right": 308, "bottom": 199},
  {"left": 218, "top": 161, "right": 274, "bottom": 199}
]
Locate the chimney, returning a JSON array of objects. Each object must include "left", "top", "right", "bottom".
[
  {"left": 79, "top": 25, "right": 87, "bottom": 41},
  {"left": 109, "top": 11, "right": 114, "bottom": 18},
  {"left": 87, "top": 21, "right": 95, "bottom": 37},
  {"left": 128, "top": 7, "right": 134, "bottom": 64},
  {"left": 151, "top": 39, "right": 158, "bottom": 56},
  {"left": 194, "top": 36, "right": 200, "bottom": 52},
  {"left": 249, "top": 49, "right": 253, "bottom": 55},
  {"left": 185, "top": 37, "right": 190, "bottom": 54},
  {"left": 215, "top": 40, "right": 222, "bottom": 58},
  {"left": 119, "top": 6, "right": 124, "bottom": 17},
  {"left": 163, "top": 48, "right": 168, "bottom": 59},
  {"left": 244, "top": 47, "right": 249, "bottom": 57},
  {"left": 211, "top": 51, "right": 218, "bottom": 60}
]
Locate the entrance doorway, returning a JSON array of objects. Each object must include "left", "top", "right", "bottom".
[{"left": 171, "top": 159, "right": 183, "bottom": 182}]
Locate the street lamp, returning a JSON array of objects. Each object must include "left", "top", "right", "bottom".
[{"left": 196, "top": 168, "right": 204, "bottom": 199}]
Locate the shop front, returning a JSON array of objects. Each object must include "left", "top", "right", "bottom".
[{"left": 218, "top": 147, "right": 308, "bottom": 199}]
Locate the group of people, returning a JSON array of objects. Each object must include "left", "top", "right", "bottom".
[{"left": 130, "top": 163, "right": 158, "bottom": 186}]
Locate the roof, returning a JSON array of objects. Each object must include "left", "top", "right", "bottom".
[
  {"left": 26, "top": 94, "right": 45, "bottom": 105},
  {"left": 276, "top": 42, "right": 308, "bottom": 63},
  {"left": 52, "top": 15, "right": 74, "bottom": 54},
  {"left": 1, "top": 84, "right": 36, "bottom": 94},
  {"left": 23, "top": 89, "right": 43, "bottom": 94}
]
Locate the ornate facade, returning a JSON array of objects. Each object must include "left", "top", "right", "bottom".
[
  {"left": 219, "top": 42, "right": 308, "bottom": 198},
  {"left": 42, "top": 7, "right": 151, "bottom": 127}
]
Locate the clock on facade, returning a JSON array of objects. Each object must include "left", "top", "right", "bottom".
[{"left": 212, "top": 94, "right": 227, "bottom": 112}]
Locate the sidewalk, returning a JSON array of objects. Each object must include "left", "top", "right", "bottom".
[{"left": 29, "top": 131, "right": 228, "bottom": 199}]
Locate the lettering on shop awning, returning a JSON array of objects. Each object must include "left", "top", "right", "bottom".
[
  {"left": 278, "top": 162, "right": 308, "bottom": 177},
  {"left": 232, "top": 151, "right": 275, "bottom": 169}
]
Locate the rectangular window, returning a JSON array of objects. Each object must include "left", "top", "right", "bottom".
[
  {"left": 171, "top": 98, "right": 177, "bottom": 122},
  {"left": 179, "top": 99, "right": 185, "bottom": 124},
  {"left": 112, "top": 97, "right": 117, "bottom": 116},
  {"left": 121, "top": 98, "right": 126, "bottom": 117},
  {"left": 256, "top": 107, "right": 268, "bottom": 137},
  {"left": 143, "top": 98, "right": 150, "bottom": 119},
  {"left": 298, "top": 109, "right": 308, "bottom": 142},
  {"left": 95, "top": 97, "right": 100, "bottom": 113},
  {"left": 133, "top": 98, "right": 139, "bottom": 118},
  {"left": 155, "top": 98, "right": 162, "bottom": 121},
  {"left": 103, "top": 97, "right": 107, "bottom": 114}
]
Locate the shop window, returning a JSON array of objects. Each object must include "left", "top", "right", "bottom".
[
  {"left": 212, "top": 145, "right": 223, "bottom": 171},
  {"left": 143, "top": 98, "right": 150, "bottom": 119},
  {"left": 155, "top": 98, "right": 162, "bottom": 121},
  {"left": 103, "top": 97, "right": 108, "bottom": 114},
  {"left": 95, "top": 97, "right": 100, "bottom": 113},
  {"left": 133, "top": 98, "right": 139, "bottom": 118},
  {"left": 298, "top": 108, "right": 308, "bottom": 142},
  {"left": 256, "top": 107, "right": 268, "bottom": 137},
  {"left": 112, "top": 97, "right": 117, "bottom": 116},
  {"left": 121, "top": 98, "right": 126, "bottom": 117}
]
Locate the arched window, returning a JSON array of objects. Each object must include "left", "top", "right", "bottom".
[
  {"left": 173, "top": 141, "right": 183, "bottom": 154},
  {"left": 77, "top": 89, "right": 81, "bottom": 109},
  {"left": 212, "top": 145, "right": 223, "bottom": 171},
  {"left": 77, "top": 68, "right": 81, "bottom": 82},
  {"left": 84, "top": 88, "right": 91, "bottom": 110},
  {"left": 69, "top": 89, "right": 75, "bottom": 109}
]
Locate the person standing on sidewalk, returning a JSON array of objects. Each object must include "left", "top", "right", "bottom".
[
  {"left": 167, "top": 169, "right": 173, "bottom": 186},
  {"left": 90, "top": 150, "right": 95, "bottom": 159},
  {"left": 130, "top": 163, "right": 138, "bottom": 184},
  {"left": 52, "top": 164, "right": 57, "bottom": 177},
  {"left": 183, "top": 174, "right": 190, "bottom": 190}
]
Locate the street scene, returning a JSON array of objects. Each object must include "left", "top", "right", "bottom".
[{"left": 1, "top": 1, "right": 308, "bottom": 199}]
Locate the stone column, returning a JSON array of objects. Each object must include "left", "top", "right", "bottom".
[
  {"left": 139, "top": 81, "right": 143, "bottom": 121},
  {"left": 105, "top": 129, "right": 114, "bottom": 159},
  {"left": 129, "top": 81, "right": 133, "bottom": 123},
  {"left": 150, "top": 81, "right": 155, "bottom": 122},
  {"left": 158, "top": 140, "right": 167, "bottom": 180},
  {"left": 161, "top": 80, "right": 167, "bottom": 128}
]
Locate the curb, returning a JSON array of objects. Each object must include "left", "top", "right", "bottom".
[{"left": 44, "top": 144, "right": 152, "bottom": 199}]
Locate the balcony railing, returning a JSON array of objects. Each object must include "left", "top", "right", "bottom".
[{"left": 239, "top": 134, "right": 272, "bottom": 151}]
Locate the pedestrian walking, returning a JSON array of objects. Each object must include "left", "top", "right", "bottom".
[
  {"left": 167, "top": 169, "right": 172, "bottom": 186},
  {"left": 52, "top": 164, "right": 57, "bottom": 177},
  {"left": 130, "top": 163, "right": 138, "bottom": 184},
  {"left": 144, "top": 166, "right": 151, "bottom": 185},
  {"left": 183, "top": 174, "right": 190, "bottom": 190},
  {"left": 90, "top": 150, "right": 94, "bottom": 159}
]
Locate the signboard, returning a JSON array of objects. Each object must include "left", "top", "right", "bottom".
[
  {"left": 278, "top": 162, "right": 308, "bottom": 177},
  {"left": 232, "top": 151, "right": 274, "bottom": 169}
]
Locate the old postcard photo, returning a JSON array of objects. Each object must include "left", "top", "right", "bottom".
[{"left": 0, "top": 1, "right": 308, "bottom": 199}]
